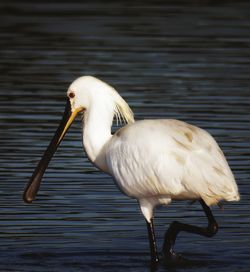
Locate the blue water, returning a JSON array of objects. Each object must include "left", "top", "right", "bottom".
[{"left": 0, "top": 1, "right": 250, "bottom": 271}]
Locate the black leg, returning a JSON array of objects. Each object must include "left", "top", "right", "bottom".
[
  {"left": 146, "top": 218, "right": 159, "bottom": 268},
  {"left": 162, "top": 199, "right": 218, "bottom": 263}
]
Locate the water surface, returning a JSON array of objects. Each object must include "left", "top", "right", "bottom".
[{"left": 0, "top": 1, "right": 250, "bottom": 271}]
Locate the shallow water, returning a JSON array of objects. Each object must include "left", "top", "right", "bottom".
[{"left": 0, "top": 1, "right": 250, "bottom": 271}]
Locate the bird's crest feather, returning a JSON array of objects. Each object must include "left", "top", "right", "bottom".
[{"left": 112, "top": 90, "right": 134, "bottom": 125}]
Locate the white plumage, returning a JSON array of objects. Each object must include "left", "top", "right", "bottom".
[
  {"left": 67, "top": 76, "right": 239, "bottom": 223},
  {"left": 107, "top": 119, "right": 239, "bottom": 221}
]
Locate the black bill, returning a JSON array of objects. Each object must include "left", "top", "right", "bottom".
[{"left": 23, "top": 99, "right": 76, "bottom": 203}]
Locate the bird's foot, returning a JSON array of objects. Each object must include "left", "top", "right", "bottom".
[
  {"left": 162, "top": 250, "right": 189, "bottom": 266},
  {"left": 150, "top": 259, "right": 159, "bottom": 272}
]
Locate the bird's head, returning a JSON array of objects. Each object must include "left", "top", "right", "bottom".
[
  {"left": 67, "top": 76, "right": 113, "bottom": 113},
  {"left": 23, "top": 76, "right": 134, "bottom": 203}
]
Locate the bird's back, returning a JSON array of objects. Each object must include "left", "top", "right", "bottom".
[{"left": 106, "top": 119, "right": 239, "bottom": 206}]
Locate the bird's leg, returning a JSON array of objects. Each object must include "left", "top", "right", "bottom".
[
  {"left": 146, "top": 218, "right": 159, "bottom": 268},
  {"left": 162, "top": 199, "right": 218, "bottom": 264}
]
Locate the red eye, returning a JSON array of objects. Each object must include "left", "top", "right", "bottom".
[{"left": 69, "top": 92, "right": 75, "bottom": 99}]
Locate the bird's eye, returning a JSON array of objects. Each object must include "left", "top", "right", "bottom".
[{"left": 69, "top": 92, "right": 75, "bottom": 99}]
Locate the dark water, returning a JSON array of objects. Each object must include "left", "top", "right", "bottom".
[{"left": 0, "top": 1, "right": 250, "bottom": 271}]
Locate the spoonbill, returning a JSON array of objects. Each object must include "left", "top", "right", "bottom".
[{"left": 23, "top": 76, "right": 240, "bottom": 266}]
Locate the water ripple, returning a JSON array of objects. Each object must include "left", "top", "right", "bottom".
[{"left": 0, "top": 1, "right": 250, "bottom": 271}]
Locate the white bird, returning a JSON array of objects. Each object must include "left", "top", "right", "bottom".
[{"left": 23, "top": 76, "right": 240, "bottom": 267}]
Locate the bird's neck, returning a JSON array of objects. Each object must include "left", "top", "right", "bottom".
[{"left": 82, "top": 103, "right": 113, "bottom": 172}]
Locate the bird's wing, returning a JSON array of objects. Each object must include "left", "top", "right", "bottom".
[
  {"left": 179, "top": 129, "right": 239, "bottom": 205},
  {"left": 158, "top": 119, "right": 239, "bottom": 205},
  {"left": 106, "top": 119, "right": 239, "bottom": 205}
]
